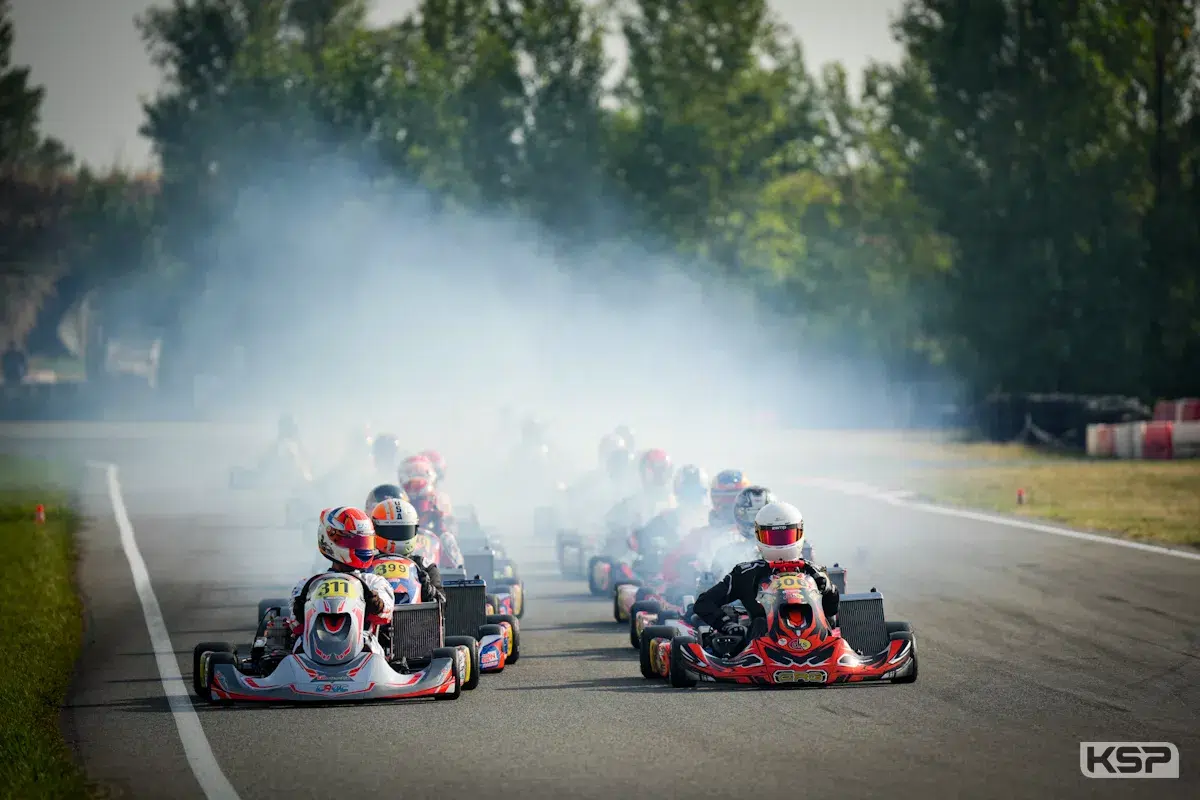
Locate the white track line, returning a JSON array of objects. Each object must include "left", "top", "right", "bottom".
[
  {"left": 99, "top": 462, "right": 242, "bottom": 799},
  {"left": 790, "top": 476, "right": 1200, "bottom": 562}
]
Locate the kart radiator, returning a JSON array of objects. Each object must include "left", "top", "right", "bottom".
[
  {"left": 462, "top": 552, "right": 495, "bottom": 582},
  {"left": 828, "top": 566, "right": 848, "bottom": 595},
  {"left": 836, "top": 592, "right": 889, "bottom": 656},
  {"left": 390, "top": 602, "right": 444, "bottom": 661},
  {"left": 443, "top": 579, "right": 487, "bottom": 638}
]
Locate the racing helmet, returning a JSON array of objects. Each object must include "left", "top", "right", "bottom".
[
  {"left": 753, "top": 501, "right": 805, "bottom": 562},
  {"left": 365, "top": 483, "right": 407, "bottom": 512},
  {"left": 420, "top": 449, "right": 447, "bottom": 482},
  {"left": 673, "top": 464, "right": 710, "bottom": 507},
  {"left": 370, "top": 498, "right": 421, "bottom": 556},
  {"left": 733, "top": 485, "right": 776, "bottom": 539},
  {"left": 597, "top": 433, "right": 626, "bottom": 467},
  {"left": 371, "top": 434, "right": 400, "bottom": 472},
  {"left": 316, "top": 506, "right": 377, "bottom": 569},
  {"left": 709, "top": 469, "right": 750, "bottom": 524},
  {"left": 404, "top": 477, "right": 443, "bottom": 528},
  {"left": 614, "top": 425, "right": 636, "bottom": 452},
  {"left": 638, "top": 448, "right": 673, "bottom": 492},
  {"left": 399, "top": 455, "right": 437, "bottom": 486}
]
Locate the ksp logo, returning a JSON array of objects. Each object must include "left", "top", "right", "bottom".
[{"left": 1079, "top": 742, "right": 1179, "bottom": 779}]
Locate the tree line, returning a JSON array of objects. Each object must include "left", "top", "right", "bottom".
[{"left": 2, "top": 0, "right": 1197, "bottom": 402}]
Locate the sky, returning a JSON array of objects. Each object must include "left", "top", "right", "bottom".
[{"left": 10, "top": 1, "right": 904, "bottom": 168}]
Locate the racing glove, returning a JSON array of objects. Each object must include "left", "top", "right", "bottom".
[{"left": 746, "top": 616, "right": 769, "bottom": 642}]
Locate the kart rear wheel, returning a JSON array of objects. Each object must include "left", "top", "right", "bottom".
[
  {"left": 889, "top": 630, "right": 918, "bottom": 684},
  {"left": 487, "top": 614, "right": 521, "bottom": 663},
  {"left": 192, "top": 641, "right": 234, "bottom": 699},
  {"left": 202, "top": 651, "right": 237, "bottom": 704},
  {"left": 639, "top": 626, "right": 677, "bottom": 680},
  {"left": 431, "top": 647, "right": 463, "bottom": 700},
  {"left": 445, "top": 636, "right": 481, "bottom": 690},
  {"left": 668, "top": 635, "right": 699, "bottom": 688},
  {"left": 494, "top": 577, "right": 524, "bottom": 618},
  {"left": 587, "top": 556, "right": 612, "bottom": 596},
  {"left": 886, "top": 621, "right": 913, "bottom": 635},
  {"left": 629, "top": 600, "right": 662, "bottom": 650}
]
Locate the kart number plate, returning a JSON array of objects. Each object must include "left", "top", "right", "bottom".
[
  {"left": 314, "top": 579, "right": 359, "bottom": 599},
  {"left": 776, "top": 574, "right": 807, "bottom": 591},
  {"left": 373, "top": 561, "right": 412, "bottom": 579}
]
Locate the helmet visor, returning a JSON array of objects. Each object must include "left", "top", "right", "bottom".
[
  {"left": 330, "top": 531, "right": 376, "bottom": 552},
  {"left": 757, "top": 525, "right": 802, "bottom": 547},
  {"left": 374, "top": 522, "right": 417, "bottom": 543}
]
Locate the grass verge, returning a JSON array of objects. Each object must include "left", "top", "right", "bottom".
[
  {"left": 0, "top": 455, "right": 96, "bottom": 799},
  {"left": 897, "top": 442, "right": 1200, "bottom": 547}
]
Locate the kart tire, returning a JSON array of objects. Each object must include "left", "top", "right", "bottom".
[
  {"left": 192, "top": 641, "right": 234, "bottom": 699},
  {"left": 629, "top": 600, "right": 662, "bottom": 649},
  {"left": 486, "top": 614, "right": 520, "bottom": 663},
  {"left": 432, "top": 647, "right": 463, "bottom": 700},
  {"left": 668, "top": 635, "right": 699, "bottom": 688},
  {"left": 639, "top": 626, "right": 677, "bottom": 680},
  {"left": 886, "top": 621, "right": 913, "bottom": 635},
  {"left": 494, "top": 577, "right": 525, "bottom": 618},
  {"left": 889, "top": 630, "right": 918, "bottom": 684},
  {"left": 587, "top": 556, "right": 612, "bottom": 597},
  {"left": 257, "top": 598, "right": 291, "bottom": 627},
  {"left": 444, "top": 636, "right": 481, "bottom": 690},
  {"left": 202, "top": 651, "right": 237, "bottom": 704},
  {"left": 477, "top": 624, "right": 506, "bottom": 672}
]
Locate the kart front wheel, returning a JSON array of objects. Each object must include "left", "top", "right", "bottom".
[
  {"left": 587, "top": 556, "right": 612, "bottom": 596},
  {"left": 192, "top": 641, "right": 234, "bottom": 699},
  {"left": 432, "top": 647, "right": 463, "bottom": 700},
  {"left": 201, "top": 651, "right": 237, "bottom": 704},
  {"left": 639, "top": 626, "right": 677, "bottom": 680},
  {"left": 629, "top": 600, "right": 662, "bottom": 650},
  {"left": 889, "top": 629, "right": 918, "bottom": 684},
  {"left": 445, "top": 636, "right": 482, "bottom": 690},
  {"left": 487, "top": 614, "right": 521, "bottom": 664},
  {"left": 669, "top": 635, "right": 699, "bottom": 688}
]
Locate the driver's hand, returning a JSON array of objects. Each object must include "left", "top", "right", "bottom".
[
  {"left": 746, "top": 616, "right": 768, "bottom": 641},
  {"left": 720, "top": 620, "right": 746, "bottom": 637}
]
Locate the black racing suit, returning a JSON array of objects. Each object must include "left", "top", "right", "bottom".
[
  {"left": 692, "top": 559, "right": 840, "bottom": 635},
  {"left": 409, "top": 554, "right": 446, "bottom": 604}
]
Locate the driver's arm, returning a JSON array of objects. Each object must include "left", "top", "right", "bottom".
[
  {"left": 421, "top": 560, "right": 446, "bottom": 604},
  {"left": 804, "top": 563, "right": 839, "bottom": 619},
  {"left": 692, "top": 570, "right": 736, "bottom": 628}
]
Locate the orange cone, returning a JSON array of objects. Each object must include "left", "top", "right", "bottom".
[{"left": 34, "top": 504, "right": 46, "bottom": 524}]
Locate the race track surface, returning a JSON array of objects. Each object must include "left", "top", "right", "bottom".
[{"left": 6, "top": 427, "right": 1197, "bottom": 799}]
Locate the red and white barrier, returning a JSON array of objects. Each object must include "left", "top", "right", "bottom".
[
  {"left": 1086, "top": 420, "right": 1200, "bottom": 459},
  {"left": 1153, "top": 398, "right": 1200, "bottom": 422}
]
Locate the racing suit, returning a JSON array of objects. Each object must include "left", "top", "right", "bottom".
[
  {"left": 380, "top": 553, "right": 446, "bottom": 604},
  {"left": 410, "top": 528, "right": 465, "bottom": 571},
  {"left": 288, "top": 565, "right": 395, "bottom": 655},
  {"left": 660, "top": 515, "right": 743, "bottom": 587},
  {"left": 692, "top": 559, "right": 840, "bottom": 638},
  {"left": 630, "top": 505, "right": 709, "bottom": 576}
]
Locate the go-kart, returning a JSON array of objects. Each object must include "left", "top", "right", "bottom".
[
  {"left": 638, "top": 564, "right": 916, "bottom": 688},
  {"left": 445, "top": 509, "right": 525, "bottom": 620},
  {"left": 194, "top": 574, "right": 466, "bottom": 704},
  {"left": 627, "top": 560, "right": 850, "bottom": 650},
  {"left": 436, "top": 567, "right": 522, "bottom": 673}
]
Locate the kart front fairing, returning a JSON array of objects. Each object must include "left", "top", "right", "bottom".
[{"left": 207, "top": 650, "right": 457, "bottom": 702}]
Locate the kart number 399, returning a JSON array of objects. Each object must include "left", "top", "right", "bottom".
[{"left": 374, "top": 561, "right": 411, "bottom": 578}]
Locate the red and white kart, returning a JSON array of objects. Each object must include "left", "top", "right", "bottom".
[{"left": 638, "top": 563, "right": 915, "bottom": 688}]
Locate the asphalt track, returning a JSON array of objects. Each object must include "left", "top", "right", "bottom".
[{"left": 5, "top": 426, "right": 1198, "bottom": 799}]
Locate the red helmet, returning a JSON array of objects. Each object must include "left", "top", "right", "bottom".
[
  {"left": 399, "top": 455, "right": 436, "bottom": 485},
  {"left": 316, "top": 506, "right": 376, "bottom": 569},
  {"left": 420, "top": 449, "right": 446, "bottom": 482},
  {"left": 710, "top": 469, "right": 751, "bottom": 521},
  {"left": 638, "top": 448, "right": 673, "bottom": 490}
]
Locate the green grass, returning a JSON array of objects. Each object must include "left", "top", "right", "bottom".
[
  {"left": 896, "top": 442, "right": 1200, "bottom": 548},
  {"left": 0, "top": 456, "right": 98, "bottom": 799}
]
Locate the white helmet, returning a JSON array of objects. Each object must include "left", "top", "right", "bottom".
[
  {"left": 753, "top": 501, "right": 805, "bottom": 562},
  {"left": 370, "top": 498, "right": 421, "bottom": 556}
]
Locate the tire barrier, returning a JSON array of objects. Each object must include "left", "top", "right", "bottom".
[
  {"left": 1086, "top": 420, "right": 1200, "bottom": 459},
  {"left": 1153, "top": 398, "right": 1200, "bottom": 422}
]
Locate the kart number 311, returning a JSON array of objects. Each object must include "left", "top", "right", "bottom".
[{"left": 314, "top": 579, "right": 359, "bottom": 599}]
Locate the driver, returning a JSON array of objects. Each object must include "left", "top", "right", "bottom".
[
  {"left": 403, "top": 477, "right": 465, "bottom": 569},
  {"left": 630, "top": 464, "right": 710, "bottom": 557},
  {"left": 288, "top": 507, "right": 394, "bottom": 654},
  {"left": 369, "top": 498, "right": 446, "bottom": 603},
  {"left": 604, "top": 448, "right": 674, "bottom": 537},
  {"left": 691, "top": 501, "right": 838, "bottom": 644},
  {"left": 659, "top": 471, "right": 753, "bottom": 584},
  {"left": 364, "top": 483, "right": 408, "bottom": 511}
]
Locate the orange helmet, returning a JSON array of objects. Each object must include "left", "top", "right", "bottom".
[{"left": 710, "top": 469, "right": 751, "bottom": 522}]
